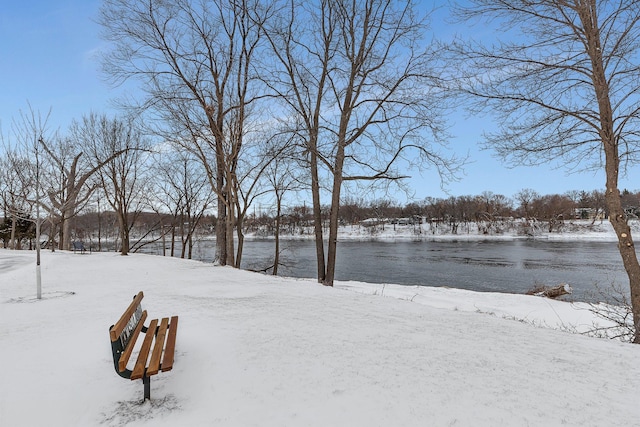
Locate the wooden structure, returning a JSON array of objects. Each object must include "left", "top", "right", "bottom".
[{"left": 108, "top": 291, "right": 178, "bottom": 400}]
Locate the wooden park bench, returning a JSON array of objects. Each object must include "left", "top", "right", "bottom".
[{"left": 108, "top": 291, "right": 179, "bottom": 400}]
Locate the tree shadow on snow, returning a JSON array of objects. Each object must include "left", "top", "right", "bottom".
[
  {"left": 99, "top": 394, "right": 181, "bottom": 426},
  {"left": 6, "top": 291, "right": 76, "bottom": 303}
]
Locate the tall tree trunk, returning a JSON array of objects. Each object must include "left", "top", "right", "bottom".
[
  {"left": 235, "top": 217, "right": 244, "bottom": 269},
  {"left": 214, "top": 119, "right": 228, "bottom": 265},
  {"left": 180, "top": 215, "right": 187, "bottom": 259},
  {"left": 310, "top": 144, "right": 325, "bottom": 283},
  {"left": 582, "top": 4, "right": 640, "bottom": 343},
  {"left": 48, "top": 218, "right": 56, "bottom": 252},
  {"left": 605, "top": 183, "right": 640, "bottom": 342},
  {"left": 117, "top": 206, "right": 129, "bottom": 256},
  {"left": 62, "top": 213, "right": 71, "bottom": 250},
  {"left": 273, "top": 194, "right": 281, "bottom": 276},
  {"left": 61, "top": 202, "right": 76, "bottom": 251},
  {"left": 226, "top": 201, "right": 235, "bottom": 267},
  {"left": 602, "top": 114, "right": 640, "bottom": 343},
  {"left": 171, "top": 225, "right": 176, "bottom": 257},
  {"left": 58, "top": 211, "right": 66, "bottom": 251},
  {"left": 10, "top": 213, "right": 16, "bottom": 250},
  {"left": 324, "top": 143, "right": 346, "bottom": 287}
]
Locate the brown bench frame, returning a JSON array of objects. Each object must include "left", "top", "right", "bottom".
[{"left": 109, "top": 291, "right": 178, "bottom": 400}]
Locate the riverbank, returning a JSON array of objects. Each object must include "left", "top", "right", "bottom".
[{"left": 245, "top": 219, "right": 631, "bottom": 242}]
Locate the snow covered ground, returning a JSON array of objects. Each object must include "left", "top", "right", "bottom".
[{"left": 1, "top": 249, "right": 639, "bottom": 426}]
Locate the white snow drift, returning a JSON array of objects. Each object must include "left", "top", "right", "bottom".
[{"left": 1, "top": 249, "right": 639, "bottom": 426}]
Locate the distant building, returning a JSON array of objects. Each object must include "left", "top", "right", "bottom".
[{"left": 573, "top": 208, "right": 605, "bottom": 220}]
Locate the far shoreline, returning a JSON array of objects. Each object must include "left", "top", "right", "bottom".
[{"left": 240, "top": 218, "right": 625, "bottom": 243}]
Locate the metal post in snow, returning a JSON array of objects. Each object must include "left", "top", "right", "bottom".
[{"left": 36, "top": 137, "right": 42, "bottom": 299}]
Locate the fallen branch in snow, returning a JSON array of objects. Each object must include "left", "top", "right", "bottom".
[
  {"left": 583, "top": 282, "right": 635, "bottom": 342},
  {"left": 526, "top": 283, "right": 573, "bottom": 299}
]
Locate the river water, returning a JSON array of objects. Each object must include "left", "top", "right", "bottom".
[{"left": 153, "top": 238, "right": 629, "bottom": 303}]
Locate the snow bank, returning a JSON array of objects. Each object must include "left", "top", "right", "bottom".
[{"left": 1, "top": 249, "right": 639, "bottom": 426}]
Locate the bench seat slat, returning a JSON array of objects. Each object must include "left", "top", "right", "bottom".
[
  {"left": 131, "top": 319, "right": 158, "bottom": 380},
  {"left": 146, "top": 317, "right": 169, "bottom": 376},
  {"left": 118, "top": 310, "right": 148, "bottom": 372},
  {"left": 161, "top": 316, "right": 179, "bottom": 372}
]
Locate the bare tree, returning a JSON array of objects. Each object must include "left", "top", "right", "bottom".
[
  {"left": 515, "top": 188, "right": 541, "bottom": 219},
  {"left": 38, "top": 130, "right": 129, "bottom": 251},
  {"left": 8, "top": 107, "right": 52, "bottom": 298},
  {"left": 81, "top": 114, "right": 149, "bottom": 256},
  {"left": 263, "top": 0, "right": 458, "bottom": 286},
  {"left": 152, "top": 150, "right": 214, "bottom": 259},
  {"left": 450, "top": 0, "right": 640, "bottom": 342},
  {"left": 0, "top": 146, "right": 34, "bottom": 249},
  {"left": 99, "top": 0, "right": 269, "bottom": 266},
  {"left": 231, "top": 146, "right": 273, "bottom": 268},
  {"left": 263, "top": 140, "right": 304, "bottom": 275},
  {"left": 38, "top": 134, "right": 78, "bottom": 250}
]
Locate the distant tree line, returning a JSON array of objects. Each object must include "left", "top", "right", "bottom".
[
  {"left": 338, "top": 189, "right": 629, "bottom": 225},
  {"left": 5, "top": 187, "right": 638, "bottom": 254},
  {"left": 248, "top": 189, "right": 639, "bottom": 235}
]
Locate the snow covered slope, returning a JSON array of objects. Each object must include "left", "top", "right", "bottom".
[{"left": 1, "top": 250, "right": 638, "bottom": 426}]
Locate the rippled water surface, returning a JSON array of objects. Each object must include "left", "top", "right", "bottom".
[{"left": 153, "top": 239, "right": 630, "bottom": 302}]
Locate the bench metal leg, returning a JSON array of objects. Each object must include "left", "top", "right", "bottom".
[{"left": 143, "top": 375, "right": 150, "bottom": 401}]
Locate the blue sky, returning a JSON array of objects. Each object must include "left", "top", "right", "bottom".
[
  {"left": 2, "top": 0, "right": 638, "bottom": 204},
  {"left": 0, "top": 1, "right": 114, "bottom": 129}
]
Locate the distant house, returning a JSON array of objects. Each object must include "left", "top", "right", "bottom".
[
  {"left": 573, "top": 208, "right": 606, "bottom": 221},
  {"left": 360, "top": 218, "right": 387, "bottom": 227}
]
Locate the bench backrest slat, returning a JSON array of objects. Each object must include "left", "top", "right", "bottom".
[
  {"left": 118, "top": 304, "right": 143, "bottom": 349},
  {"left": 110, "top": 291, "right": 144, "bottom": 342},
  {"left": 117, "top": 309, "right": 148, "bottom": 372}
]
